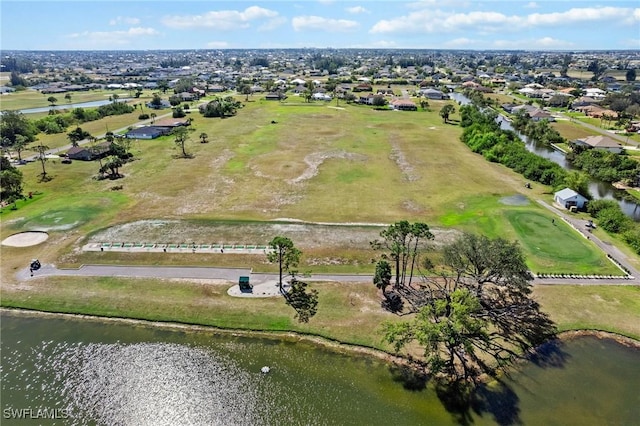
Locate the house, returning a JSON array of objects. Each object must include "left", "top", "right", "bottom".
[
  {"left": 421, "top": 88, "right": 447, "bottom": 100},
  {"left": 151, "top": 118, "right": 190, "bottom": 128},
  {"left": 311, "top": 92, "right": 332, "bottom": 101},
  {"left": 554, "top": 188, "right": 588, "bottom": 210},
  {"left": 66, "top": 141, "right": 111, "bottom": 161},
  {"left": 389, "top": 99, "right": 417, "bottom": 111},
  {"left": 529, "top": 109, "right": 555, "bottom": 122},
  {"left": 265, "top": 92, "right": 286, "bottom": 101},
  {"left": 146, "top": 99, "right": 171, "bottom": 109},
  {"left": 124, "top": 126, "right": 172, "bottom": 140},
  {"left": 574, "top": 135, "right": 623, "bottom": 154}
]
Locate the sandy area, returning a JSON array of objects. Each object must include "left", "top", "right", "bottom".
[{"left": 1, "top": 231, "right": 49, "bottom": 247}]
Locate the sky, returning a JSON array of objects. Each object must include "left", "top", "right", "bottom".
[{"left": 1, "top": 0, "right": 639, "bottom": 51}]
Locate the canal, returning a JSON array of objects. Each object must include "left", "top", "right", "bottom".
[{"left": 449, "top": 92, "right": 640, "bottom": 220}]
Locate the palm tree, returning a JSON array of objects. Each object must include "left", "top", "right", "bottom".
[
  {"left": 199, "top": 132, "right": 209, "bottom": 144},
  {"left": 150, "top": 112, "right": 157, "bottom": 123}
]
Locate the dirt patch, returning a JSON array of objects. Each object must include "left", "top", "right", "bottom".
[
  {"left": 401, "top": 200, "right": 427, "bottom": 214},
  {"left": 288, "top": 151, "right": 368, "bottom": 184},
  {"left": 2, "top": 231, "right": 49, "bottom": 247},
  {"left": 87, "top": 219, "right": 461, "bottom": 250},
  {"left": 390, "top": 142, "right": 419, "bottom": 182}
]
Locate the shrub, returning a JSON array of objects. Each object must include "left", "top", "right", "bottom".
[{"left": 138, "top": 113, "right": 150, "bottom": 120}]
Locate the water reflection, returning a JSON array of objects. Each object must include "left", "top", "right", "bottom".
[{"left": 2, "top": 313, "right": 639, "bottom": 425}]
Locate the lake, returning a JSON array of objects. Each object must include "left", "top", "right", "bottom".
[{"left": 1, "top": 311, "right": 638, "bottom": 425}]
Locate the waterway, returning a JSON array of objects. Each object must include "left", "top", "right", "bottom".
[
  {"left": 449, "top": 92, "right": 640, "bottom": 220},
  {"left": 15, "top": 99, "right": 132, "bottom": 114},
  {"left": 1, "top": 312, "right": 639, "bottom": 425}
]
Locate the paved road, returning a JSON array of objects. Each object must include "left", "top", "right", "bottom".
[
  {"left": 20, "top": 261, "right": 638, "bottom": 287},
  {"left": 21, "top": 264, "right": 374, "bottom": 284}
]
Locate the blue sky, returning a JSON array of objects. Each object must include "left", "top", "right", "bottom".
[{"left": 2, "top": 1, "right": 639, "bottom": 51}]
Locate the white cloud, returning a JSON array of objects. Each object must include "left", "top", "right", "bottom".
[
  {"left": 346, "top": 6, "right": 369, "bottom": 14},
  {"left": 492, "top": 37, "right": 574, "bottom": 50},
  {"left": 292, "top": 16, "right": 359, "bottom": 32},
  {"left": 161, "top": 6, "right": 279, "bottom": 30},
  {"left": 622, "top": 38, "right": 640, "bottom": 49},
  {"left": 258, "top": 16, "right": 287, "bottom": 31},
  {"left": 206, "top": 41, "right": 230, "bottom": 48},
  {"left": 444, "top": 37, "right": 478, "bottom": 48},
  {"left": 109, "top": 16, "right": 140, "bottom": 26},
  {"left": 524, "top": 2, "right": 538, "bottom": 9},
  {"left": 525, "top": 7, "right": 637, "bottom": 26},
  {"left": 65, "top": 27, "right": 159, "bottom": 47},
  {"left": 370, "top": 6, "right": 639, "bottom": 35}
]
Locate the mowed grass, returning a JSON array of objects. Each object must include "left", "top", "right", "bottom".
[
  {"left": 10, "top": 98, "right": 526, "bottom": 225},
  {"left": 0, "top": 276, "right": 397, "bottom": 349},
  {"left": 1, "top": 96, "right": 631, "bottom": 277},
  {"left": 551, "top": 119, "right": 596, "bottom": 141},
  {"left": 505, "top": 210, "right": 617, "bottom": 274},
  {"left": 533, "top": 285, "right": 640, "bottom": 340},
  {"left": 1, "top": 275, "right": 638, "bottom": 347},
  {"left": 440, "top": 195, "right": 621, "bottom": 274}
]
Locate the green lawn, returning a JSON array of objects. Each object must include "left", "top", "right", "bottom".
[{"left": 440, "top": 195, "right": 621, "bottom": 274}]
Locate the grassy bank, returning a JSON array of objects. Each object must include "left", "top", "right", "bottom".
[
  {"left": 0, "top": 276, "right": 398, "bottom": 349},
  {"left": 2, "top": 276, "right": 638, "bottom": 347}
]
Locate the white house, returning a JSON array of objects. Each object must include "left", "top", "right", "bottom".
[
  {"left": 554, "top": 188, "right": 588, "bottom": 210},
  {"left": 312, "top": 93, "right": 332, "bottom": 101}
]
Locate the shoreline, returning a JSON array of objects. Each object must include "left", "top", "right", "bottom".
[
  {"left": 2, "top": 307, "right": 639, "bottom": 366},
  {"left": 0, "top": 307, "right": 405, "bottom": 365}
]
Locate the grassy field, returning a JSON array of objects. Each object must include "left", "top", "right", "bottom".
[
  {"left": 2, "top": 89, "right": 639, "bottom": 355},
  {"left": 551, "top": 119, "right": 596, "bottom": 141},
  {"left": 3, "top": 96, "right": 631, "bottom": 275},
  {"left": 1, "top": 276, "right": 638, "bottom": 348}
]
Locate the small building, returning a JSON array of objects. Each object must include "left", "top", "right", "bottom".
[
  {"left": 265, "top": 92, "right": 286, "bottom": 101},
  {"left": 125, "top": 126, "right": 171, "bottom": 140},
  {"left": 389, "top": 99, "right": 417, "bottom": 111},
  {"left": 573, "top": 135, "right": 623, "bottom": 154},
  {"left": 66, "top": 141, "right": 111, "bottom": 161},
  {"left": 421, "top": 88, "right": 447, "bottom": 100},
  {"left": 554, "top": 188, "right": 588, "bottom": 210}
]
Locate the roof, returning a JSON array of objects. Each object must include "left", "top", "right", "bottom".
[
  {"left": 152, "top": 118, "right": 189, "bottom": 127},
  {"left": 555, "top": 188, "right": 586, "bottom": 200},
  {"left": 126, "top": 126, "right": 166, "bottom": 136},
  {"left": 577, "top": 135, "right": 621, "bottom": 149}
]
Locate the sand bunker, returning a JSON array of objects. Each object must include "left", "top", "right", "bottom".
[{"left": 2, "top": 231, "right": 49, "bottom": 247}]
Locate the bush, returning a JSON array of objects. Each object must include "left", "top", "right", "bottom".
[
  {"left": 586, "top": 199, "right": 619, "bottom": 217},
  {"left": 596, "top": 206, "right": 632, "bottom": 233},
  {"left": 623, "top": 229, "right": 640, "bottom": 254},
  {"left": 138, "top": 113, "right": 150, "bottom": 120}
]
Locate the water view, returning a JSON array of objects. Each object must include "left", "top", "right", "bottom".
[
  {"left": 449, "top": 92, "right": 640, "bottom": 221},
  {"left": 1, "top": 311, "right": 638, "bottom": 425},
  {"left": 15, "top": 99, "right": 132, "bottom": 115}
]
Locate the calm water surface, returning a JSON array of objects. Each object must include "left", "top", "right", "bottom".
[{"left": 1, "top": 312, "right": 638, "bottom": 425}]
